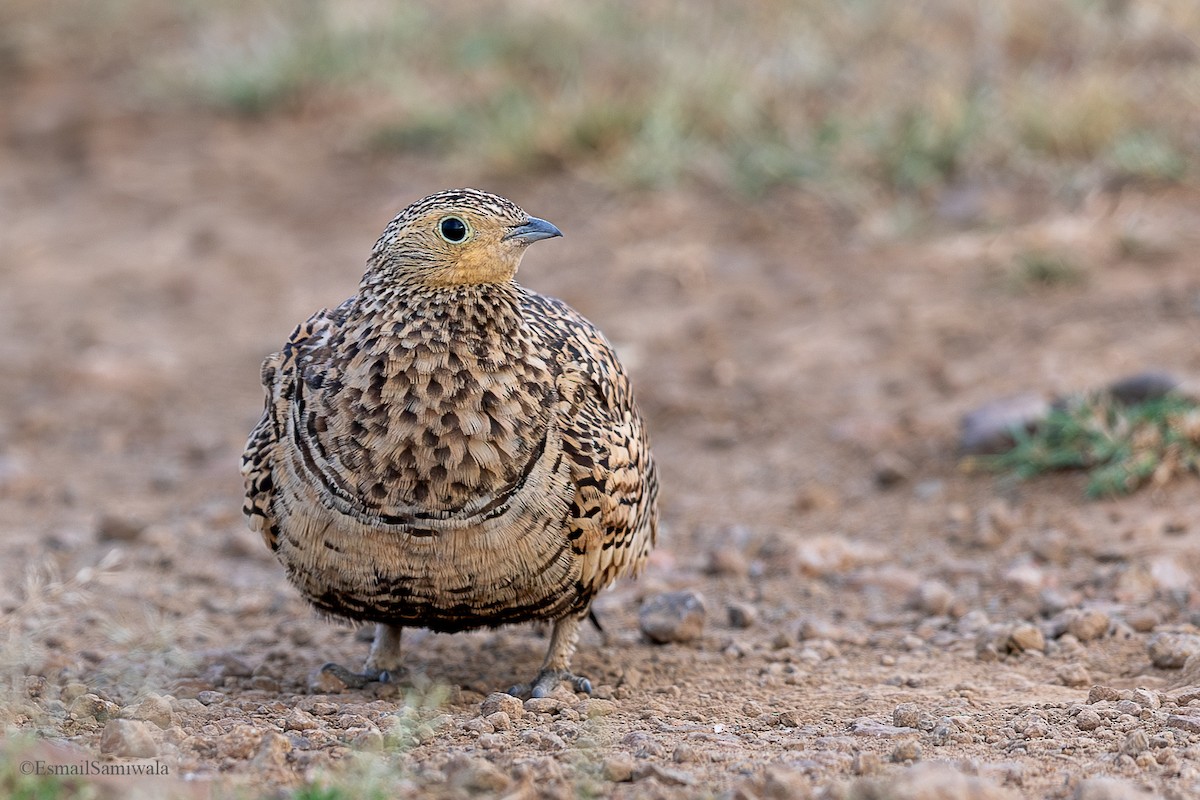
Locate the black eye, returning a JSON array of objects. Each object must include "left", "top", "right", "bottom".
[{"left": 438, "top": 216, "right": 470, "bottom": 243}]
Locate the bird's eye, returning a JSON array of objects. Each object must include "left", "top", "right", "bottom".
[{"left": 438, "top": 216, "right": 471, "bottom": 243}]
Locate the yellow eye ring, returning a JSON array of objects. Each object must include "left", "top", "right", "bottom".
[{"left": 437, "top": 215, "right": 472, "bottom": 244}]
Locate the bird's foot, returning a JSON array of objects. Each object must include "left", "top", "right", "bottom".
[
  {"left": 508, "top": 669, "right": 593, "bottom": 699},
  {"left": 319, "top": 662, "right": 398, "bottom": 690}
]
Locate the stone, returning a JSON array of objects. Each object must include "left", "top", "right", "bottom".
[
  {"left": 706, "top": 547, "right": 749, "bottom": 578},
  {"left": 443, "top": 754, "right": 512, "bottom": 794},
  {"left": 911, "top": 580, "right": 954, "bottom": 616},
  {"left": 1057, "top": 663, "right": 1091, "bottom": 688},
  {"left": 99, "top": 719, "right": 159, "bottom": 758},
  {"left": 284, "top": 708, "right": 320, "bottom": 731},
  {"left": 250, "top": 732, "right": 292, "bottom": 769},
  {"left": 1148, "top": 632, "right": 1200, "bottom": 668},
  {"left": 960, "top": 392, "right": 1051, "bottom": 455},
  {"left": 1066, "top": 609, "right": 1110, "bottom": 642},
  {"left": 639, "top": 590, "right": 706, "bottom": 644},
  {"left": 68, "top": 693, "right": 119, "bottom": 722},
  {"left": 1009, "top": 623, "right": 1045, "bottom": 653},
  {"left": 890, "top": 740, "right": 922, "bottom": 762},
  {"left": 893, "top": 703, "right": 922, "bottom": 729},
  {"left": 603, "top": 753, "right": 635, "bottom": 782},
  {"left": 96, "top": 514, "right": 146, "bottom": 542},
  {"left": 727, "top": 601, "right": 758, "bottom": 629},
  {"left": 481, "top": 692, "right": 524, "bottom": 719},
  {"left": 120, "top": 694, "right": 173, "bottom": 729},
  {"left": 1073, "top": 777, "right": 1152, "bottom": 800}
]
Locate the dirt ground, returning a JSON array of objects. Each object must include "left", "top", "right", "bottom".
[{"left": 6, "top": 17, "right": 1200, "bottom": 800}]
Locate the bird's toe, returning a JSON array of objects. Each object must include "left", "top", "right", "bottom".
[{"left": 320, "top": 661, "right": 387, "bottom": 690}]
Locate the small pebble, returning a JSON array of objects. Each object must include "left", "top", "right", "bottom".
[
  {"left": 603, "top": 753, "right": 635, "bottom": 782},
  {"left": 1088, "top": 686, "right": 1126, "bottom": 703},
  {"left": 893, "top": 703, "right": 922, "bottom": 729},
  {"left": 1166, "top": 715, "right": 1200, "bottom": 734},
  {"left": 120, "top": 694, "right": 173, "bottom": 729},
  {"left": 251, "top": 732, "right": 292, "bottom": 767},
  {"left": 1125, "top": 608, "right": 1160, "bottom": 633},
  {"left": 672, "top": 743, "right": 699, "bottom": 763},
  {"left": 1131, "top": 688, "right": 1160, "bottom": 709},
  {"left": 635, "top": 763, "right": 695, "bottom": 786},
  {"left": 639, "top": 590, "right": 706, "bottom": 644},
  {"left": 727, "top": 601, "right": 758, "bottom": 629},
  {"left": 1058, "top": 664, "right": 1092, "bottom": 688},
  {"left": 890, "top": 740, "right": 922, "bottom": 762},
  {"left": 1120, "top": 729, "right": 1149, "bottom": 756},
  {"left": 486, "top": 711, "right": 512, "bottom": 731},
  {"left": 481, "top": 693, "right": 524, "bottom": 719},
  {"left": 873, "top": 451, "right": 913, "bottom": 488},
  {"left": 960, "top": 393, "right": 1051, "bottom": 454},
  {"left": 706, "top": 547, "right": 749, "bottom": 578},
  {"left": 284, "top": 708, "right": 320, "bottom": 731},
  {"left": 1148, "top": 632, "right": 1200, "bottom": 669},
  {"left": 68, "top": 693, "right": 119, "bottom": 722},
  {"left": 581, "top": 699, "right": 616, "bottom": 719},
  {"left": 524, "top": 697, "right": 562, "bottom": 715},
  {"left": 196, "top": 691, "right": 225, "bottom": 706},
  {"left": 1066, "top": 609, "right": 1110, "bottom": 642},
  {"left": 852, "top": 751, "right": 882, "bottom": 776},
  {"left": 96, "top": 513, "right": 146, "bottom": 542},
  {"left": 911, "top": 580, "right": 954, "bottom": 616},
  {"left": 1009, "top": 623, "right": 1045, "bottom": 653},
  {"left": 99, "top": 719, "right": 159, "bottom": 758},
  {"left": 1073, "top": 777, "right": 1153, "bottom": 800},
  {"left": 1075, "top": 709, "right": 1103, "bottom": 731},
  {"left": 443, "top": 754, "right": 512, "bottom": 794}
]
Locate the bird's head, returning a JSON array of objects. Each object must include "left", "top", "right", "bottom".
[{"left": 364, "top": 188, "right": 562, "bottom": 289}]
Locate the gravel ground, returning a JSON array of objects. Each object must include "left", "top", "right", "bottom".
[{"left": 4, "top": 21, "right": 1200, "bottom": 800}]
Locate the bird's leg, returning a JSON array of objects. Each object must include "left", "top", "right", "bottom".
[
  {"left": 508, "top": 609, "right": 593, "bottom": 698},
  {"left": 321, "top": 623, "right": 403, "bottom": 689}
]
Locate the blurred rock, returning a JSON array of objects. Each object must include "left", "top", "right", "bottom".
[
  {"left": 1073, "top": 777, "right": 1152, "bottom": 800},
  {"left": 873, "top": 451, "right": 913, "bottom": 488},
  {"left": 99, "top": 719, "right": 158, "bottom": 758},
  {"left": 68, "top": 693, "right": 118, "bottom": 722},
  {"left": 960, "top": 392, "right": 1051, "bottom": 455},
  {"left": 251, "top": 732, "right": 292, "bottom": 769},
  {"left": 910, "top": 580, "right": 954, "bottom": 616},
  {"left": 1149, "top": 632, "right": 1200, "bottom": 668},
  {"left": 444, "top": 755, "right": 511, "bottom": 793},
  {"left": 793, "top": 536, "right": 886, "bottom": 576},
  {"left": 639, "top": 590, "right": 706, "bottom": 644},
  {"left": 1058, "top": 664, "right": 1091, "bottom": 688},
  {"left": 848, "top": 763, "right": 1014, "bottom": 800},
  {"left": 96, "top": 513, "right": 146, "bottom": 542},
  {"left": 1008, "top": 623, "right": 1045, "bottom": 653},
  {"left": 727, "top": 601, "right": 758, "bottom": 629},
  {"left": 120, "top": 694, "right": 173, "bottom": 729},
  {"left": 706, "top": 546, "right": 749, "bottom": 578},
  {"left": 1107, "top": 371, "right": 1179, "bottom": 405},
  {"left": 481, "top": 692, "right": 523, "bottom": 719},
  {"left": 1065, "top": 609, "right": 1111, "bottom": 642},
  {"left": 603, "top": 753, "right": 635, "bottom": 782}
]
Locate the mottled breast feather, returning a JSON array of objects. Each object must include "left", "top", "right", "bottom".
[{"left": 242, "top": 278, "right": 657, "bottom": 630}]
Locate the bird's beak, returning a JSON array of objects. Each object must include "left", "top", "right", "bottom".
[{"left": 504, "top": 216, "right": 562, "bottom": 244}]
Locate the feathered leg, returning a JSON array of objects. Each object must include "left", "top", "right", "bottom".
[{"left": 509, "top": 609, "right": 593, "bottom": 698}]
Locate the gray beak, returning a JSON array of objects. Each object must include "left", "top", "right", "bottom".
[{"left": 504, "top": 216, "right": 562, "bottom": 244}]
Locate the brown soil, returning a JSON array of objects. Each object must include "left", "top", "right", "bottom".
[{"left": 5, "top": 22, "right": 1200, "bottom": 800}]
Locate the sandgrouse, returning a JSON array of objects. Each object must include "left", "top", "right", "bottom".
[{"left": 242, "top": 188, "right": 658, "bottom": 697}]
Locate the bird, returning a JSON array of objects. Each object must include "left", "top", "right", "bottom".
[{"left": 241, "top": 188, "right": 658, "bottom": 698}]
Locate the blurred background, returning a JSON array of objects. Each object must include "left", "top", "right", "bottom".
[{"left": 3, "top": 0, "right": 1200, "bottom": 796}]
